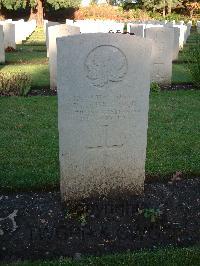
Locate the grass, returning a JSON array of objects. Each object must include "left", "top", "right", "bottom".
[
  {"left": 172, "top": 30, "right": 200, "bottom": 84},
  {"left": 2, "top": 247, "right": 200, "bottom": 266},
  {"left": 0, "top": 96, "right": 58, "bottom": 191},
  {"left": 172, "top": 63, "right": 193, "bottom": 83},
  {"left": 0, "top": 64, "right": 49, "bottom": 88},
  {"left": 0, "top": 27, "right": 49, "bottom": 89},
  {"left": 0, "top": 90, "right": 199, "bottom": 191}
]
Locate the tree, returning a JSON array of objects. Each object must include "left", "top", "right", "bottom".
[
  {"left": 182, "top": 0, "right": 200, "bottom": 17},
  {"left": 138, "top": 0, "right": 180, "bottom": 16},
  {"left": 0, "top": 0, "right": 81, "bottom": 25}
]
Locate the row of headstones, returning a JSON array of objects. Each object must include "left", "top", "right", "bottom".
[
  {"left": 45, "top": 19, "right": 192, "bottom": 89},
  {"left": 127, "top": 21, "right": 192, "bottom": 84},
  {"left": 0, "top": 19, "right": 37, "bottom": 63},
  {"left": 197, "top": 21, "right": 200, "bottom": 33}
]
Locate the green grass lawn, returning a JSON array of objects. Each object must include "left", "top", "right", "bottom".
[
  {"left": 0, "top": 64, "right": 49, "bottom": 88},
  {"left": 172, "top": 63, "right": 193, "bottom": 83},
  {"left": 0, "top": 90, "right": 199, "bottom": 191},
  {"left": 172, "top": 30, "right": 200, "bottom": 83},
  {"left": 2, "top": 247, "right": 200, "bottom": 266},
  {"left": 0, "top": 27, "right": 49, "bottom": 89}
]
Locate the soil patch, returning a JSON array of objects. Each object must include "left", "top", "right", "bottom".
[
  {"left": 27, "top": 84, "right": 197, "bottom": 97},
  {"left": 0, "top": 177, "right": 200, "bottom": 263}
]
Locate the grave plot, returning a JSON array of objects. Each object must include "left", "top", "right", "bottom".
[{"left": 0, "top": 23, "right": 200, "bottom": 266}]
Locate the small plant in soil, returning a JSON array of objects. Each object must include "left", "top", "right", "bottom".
[
  {"left": 138, "top": 208, "right": 162, "bottom": 223},
  {"left": 150, "top": 82, "right": 161, "bottom": 92},
  {"left": 78, "top": 213, "right": 87, "bottom": 226}
]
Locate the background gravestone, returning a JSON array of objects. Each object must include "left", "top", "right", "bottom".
[
  {"left": 0, "top": 22, "right": 16, "bottom": 49},
  {"left": 0, "top": 25, "right": 5, "bottom": 63},
  {"left": 57, "top": 34, "right": 152, "bottom": 202},
  {"left": 49, "top": 24, "right": 80, "bottom": 89},
  {"left": 128, "top": 24, "right": 146, "bottom": 37},
  {"left": 46, "top": 21, "right": 60, "bottom": 57},
  {"left": 145, "top": 27, "right": 174, "bottom": 85}
]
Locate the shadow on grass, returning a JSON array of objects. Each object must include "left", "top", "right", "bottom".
[{"left": 0, "top": 63, "right": 50, "bottom": 89}]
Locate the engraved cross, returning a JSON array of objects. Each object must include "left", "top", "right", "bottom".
[{"left": 86, "top": 125, "right": 123, "bottom": 150}]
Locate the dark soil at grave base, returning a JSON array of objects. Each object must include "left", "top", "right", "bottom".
[
  {"left": 0, "top": 177, "right": 200, "bottom": 263},
  {"left": 27, "top": 83, "right": 197, "bottom": 96}
]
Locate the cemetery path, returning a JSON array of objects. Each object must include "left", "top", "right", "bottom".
[{"left": 0, "top": 177, "right": 200, "bottom": 263}]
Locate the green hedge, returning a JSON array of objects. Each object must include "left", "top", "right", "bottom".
[{"left": 0, "top": 72, "right": 31, "bottom": 96}]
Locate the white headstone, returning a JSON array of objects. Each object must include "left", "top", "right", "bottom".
[
  {"left": 46, "top": 21, "right": 60, "bottom": 57},
  {"left": 171, "top": 27, "right": 181, "bottom": 60},
  {"left": 49, "top": 24, "right": 80, "bottom": 89},
  {"left": 128, "top": 24, "right": 146, "bottom": 37},
  {"left": 145, "top": 27, "right": 174, "bottom": 84},
  {"left": 197, "top": 21, "right": 200, "bottom": 33},
  {"left": 2, "top": 23, "right": 16, "bottom": 49},
  {"left": 174, "top": 25, "right": 187, "bottom": 48},
  {"left": 57, "top": 33, "right": 152, "bottom": 201},
  {"left": 0, "top": 25, "right": 5, "bottom": 63},
  {"left": 66, "top": 19, "right": 74, "bottom": 26}
]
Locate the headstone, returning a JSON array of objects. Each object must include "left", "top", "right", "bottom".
[
  {"left": 0, "top": 25, "right": 5, "bottom": 63},
  {"left": 57, "top": 33, "right": 152, "bottom": 202},
  {"left": 49, "top": 24, "right": 80, "bottom": 89},
  {"left": 66, "top": 19, "right": 74, "bottom": 26},
  {"left": 46, "top": 21, "right": 60, "bottom": 57},
  {"left": 145, "top": 27, "right": 174, "bottom": 84},
  {"left": 186, "top": 21, "right": 192, "bottom": 40},
  {"left": 174, "top": 25, "right": 187, "bottom": 48},
  {"left": 43, "top": 20, "right": 48, "bottom": 33},
  {"left": 197, "top": 21, "right": 200, "bottom": 33},
  {"left": 128, "top": 24, "right": 146, "bottom": 37},
  {"left": 2, "top": 23, "right": 16, "bottom": 49},
  {"left": 177, "top": 20, "right": 184, "bottom": 25},
  {"left": 12, "top": 20, "right": 24, "bottom": 44},
  {"left": 73, "top": 20, "right": 124, "bottom": 34},
  {"left": 171, "top": 27, "right": 181, "bottom": 60}
]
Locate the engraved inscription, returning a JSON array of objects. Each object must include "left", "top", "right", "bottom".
[
  {"left": 66, "top": 94, "right": 137, "bottom": 121},
  {"left": 85, "top": 45, "right": 128, "bottom": 87}
]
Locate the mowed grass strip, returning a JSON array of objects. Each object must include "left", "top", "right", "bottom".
[
  {"left": 172, "top": 63, "right": 193, "bottom": 83},
  {"left": 0, "top": 96, "right": 59, "bottom": 191},
  {"left": 0, "top": 90, "right": 199, "bottom": 191},
  {"left": 0, "top": 64, "right": 49, "bottom": 88},
  {"left": 2, "top": 247, "right": 200, "bottom": 266},
  {"left": 24, "top": 26, "right": 46, "bottom": 45},
  {"left": 5, "top": 46, "right": 47, "bottom": 65},
  {"left": 0, "top": 26, "right": 49, "bottom": 88},
  {"left": 172, "top": 29, "right": 200, "bottom": 82}
]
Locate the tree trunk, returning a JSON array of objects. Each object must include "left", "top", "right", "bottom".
[
  {"left": 163, "top": 7, "right": 166, "bottom": 17},
  {"left": 189, "top": 9, "right": 194, "bottom": 19},
  {"left": 30, "top": 7, "right": 36, "bottom": 21},
  {"left": 163, "top": 0, "right": 166, "bottom": 17},
  {"left": 29, "top": 0, "right": 43, "bottom": 25},
  {"left": 168, "top": 0, "right": 172, "bottom": 15},
  {"left": 36, "top": 0, "right": 44, "bottom": 26}
]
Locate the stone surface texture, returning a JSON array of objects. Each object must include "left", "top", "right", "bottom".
[{"left": 57, "top": 33, "right": 152, "bottom": 201}]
